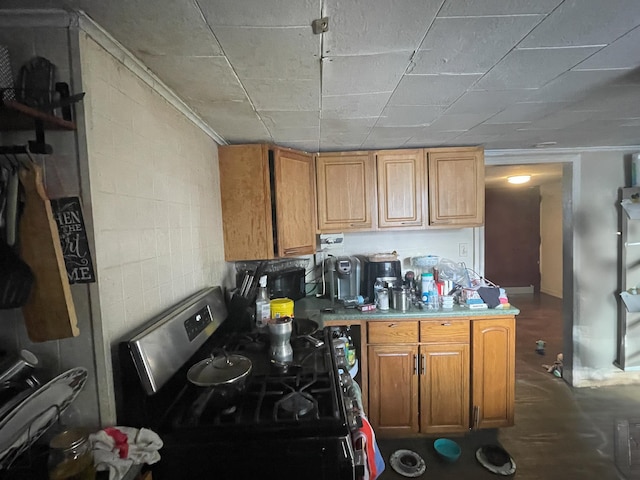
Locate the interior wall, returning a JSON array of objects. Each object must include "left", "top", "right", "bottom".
[
  {"left": 322, "top": 227, "right": 478, "bottom": 279},
  {"left": 78, "top": 30, "right": 227, "bottom": 424},
  {"left": 540, "top": 181, "right": 563, "bottom": 298},
  {"left": 0, "top": 19, "right": 101, "bottom": 428}
]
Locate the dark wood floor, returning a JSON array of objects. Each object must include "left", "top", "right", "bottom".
[{"left": 377, "top": 293, "right": 640, "bottom": 480}]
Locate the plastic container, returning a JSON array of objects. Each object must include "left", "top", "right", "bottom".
[
  {"left": 255, "top": 275, "right": 271, "bottom": 329},
  {"left": 433, "top": 438, "right": 461, "bottom": 463},
  {"left": 421, "top": 273, "right": 434, "bottom": 302},
  {"left": 270, "top": 297, "right": 294, "bottom": 319}
]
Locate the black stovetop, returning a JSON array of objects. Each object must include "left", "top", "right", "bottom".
[{"left": 117, "top": 326, "right": 350, "bottom": 441}]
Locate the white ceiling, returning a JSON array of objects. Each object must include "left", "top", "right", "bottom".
[{"left": 5, "top": 0, "right": 640, "bottom": 153}]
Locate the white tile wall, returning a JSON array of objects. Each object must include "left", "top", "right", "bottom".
[{"left": 79, "top": 32, "right": 227, "bottom": 423}]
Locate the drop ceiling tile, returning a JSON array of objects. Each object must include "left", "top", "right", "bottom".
[
  {"left": 319, "top": 132, "right": 369, "bottom": 150},
  {"left": 321, "top": 117, "right": 378, "bottom": 133},
  {"left": 446, "top": 90, "right": 527, "bottom": 116},
  {"left": 568, "top": 85, "right": 640, "bottom": 116},
  {"left": 412, "top": 16, "right": 544, "bottom": 74},
  {"left": 366, "top": 126, "right": 427, "bottom": 140},
  {"left": 322, "top": 52, "right": 411, "bottom": 96},
  {"left": 438, "top": 0, "right": 562, "bottom": 16},
  {"left": 573, "top": 27, "right": 640, "bottom": 70},
  {"left": 520, "top": 0, "right": 640, "bottom": 48},
  {"left": 77, "top": 0, "right": 223, "bottom": 56},
  {"left": 323, "top": 0, "right": 444, "bottom": 56},
  {"left": 322, "top": 93, "right": 390, "bottom": 118},
  {"left": 194, "top": 100, "right": 271, "bottom": 143},
  {"left": 378, "top": 105, "right": 445, "bottom": 127},
  {"left": 362, "top": 137, "right": 414, "bottom": 149},
  {"left": 197, "top": 0, "right": 317, "bottom": 26},
  {"left": 389, "top": 74, "right": 481, "bottom": 106},
  {"left": 476, "top": 46, "right": 601, "bottom": 90},
  {"left": 243, "top": 78, "right": 319, "bottom": 110},
  {"left": 259, "top": 111, "right": 320, "bottom": 129},
  {"left": 214, "top": 26, "right": 319, "bottom": 80},
  {"left": 526, "top": 109, "right": 598, "bottom": 130},
  {"left": 526, "top": 69, "right": 635, "bottom": 103},
  {"left": 138, "top": 55, "right": 247, "bottom": 103},
  {"left": 486, "top": 101, "right": 569, "bottom": 124},
  {"left": 426, "top": 113, "right": 487, "bottom": 131},
  {"left": 270, "top": 127, "right": 320, "bottom": 142},
  {"left": 467, "top": 122, "right": 531, "bottom": 135}
]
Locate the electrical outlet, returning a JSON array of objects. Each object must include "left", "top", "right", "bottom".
[{"left": 459, "top": 243, "right": 468, "bottom": 257}]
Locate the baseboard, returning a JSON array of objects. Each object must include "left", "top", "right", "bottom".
[{"left": 503, "top": 286, "right": 534, "bottom": 295}]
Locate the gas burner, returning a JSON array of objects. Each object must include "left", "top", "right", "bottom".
[{"left": 277, "top": 391, "right": 316, "bottom": 417}]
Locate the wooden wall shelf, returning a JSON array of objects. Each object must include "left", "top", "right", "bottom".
[{"left": 0, "top": 100, "right": 76, "bottom": 132}]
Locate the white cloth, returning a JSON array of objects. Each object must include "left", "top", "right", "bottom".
[{"left": 89, "top": 426, "right": 163, "bottom": 480}]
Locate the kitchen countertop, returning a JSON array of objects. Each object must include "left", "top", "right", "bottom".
[{"left": 295, "top": 296, "right": 520, "bottom": 327}]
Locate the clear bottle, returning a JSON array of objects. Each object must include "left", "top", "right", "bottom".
[
  {"left": 255, "top": 275, "right": 271, "bottom": 330},
  {"left": 421, "top": 272, "right": 434, "bottom": 303}
]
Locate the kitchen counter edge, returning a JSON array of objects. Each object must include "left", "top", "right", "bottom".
[{"left": 295, "top": 296, "right": 520, "bottom": 327}]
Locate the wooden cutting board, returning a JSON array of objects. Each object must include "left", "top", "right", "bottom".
[{"left": 18, "top": 160, "right": 79, "bottom": 342}]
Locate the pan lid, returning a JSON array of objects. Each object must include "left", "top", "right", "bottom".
[{"left": 188, "top": 354, "right": 252, "bottom": 386}]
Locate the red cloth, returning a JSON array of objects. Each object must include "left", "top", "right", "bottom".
[{"left": 104, "top": 427, "right": 129, "bottom": 459}]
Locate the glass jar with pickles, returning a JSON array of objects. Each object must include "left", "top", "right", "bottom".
[{"left": 48, "top": 428, "right": 96, "bottom": 480}]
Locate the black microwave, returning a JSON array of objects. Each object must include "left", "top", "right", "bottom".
[{"left": 267, "top": 267, "right": 306, "bottom": 301}]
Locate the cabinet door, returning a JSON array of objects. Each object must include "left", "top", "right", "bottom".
[
  {"left": 315, "top": 152, "right": 376, "bottom": 231},
  {"left": 419, "top": 343, "right": 469, "bottom": 434},
  {"left": 368, "top": 344, "right": 419, "bottom": 436},
  {"left": 428, "top": 147, "right": 484, "bottom": 226},
  {"left": 273, "top": 148, "right": 317, "bottom": 257},
  {"left": 219, "top": 144, "right": 273, "bottom": 260},
  {"left": 471, "top": 317, "right": 515, "bottom": 429},
  {"left": 376, "top": 149, "right": 425, "bottom": 229}
]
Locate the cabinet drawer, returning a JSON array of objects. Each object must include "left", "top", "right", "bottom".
[
  {"left": 420, "top": 319, "right": 469, "bottom": 343},
  {"left": 368, "top": 321, "right": 418, "bottom": 344}
]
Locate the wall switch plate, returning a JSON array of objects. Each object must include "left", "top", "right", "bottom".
[{"left": 459, "top": 243, "right": 468, "bottom": 257}]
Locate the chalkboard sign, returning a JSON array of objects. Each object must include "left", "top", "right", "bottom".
[{"left": 51, "top": 196, "right": 95, "bottom": 284}]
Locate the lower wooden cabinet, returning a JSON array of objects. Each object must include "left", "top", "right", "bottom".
[
  {"left": 471, "top": 317, "right": 516, "bottom": 429},
  {"left": 420, "top": 343, "right": 469, "bottom": 434},
  {"left": 366, "top": 316, "right": 515, "bottom": 437},
  {"left": 368, "top": 344, "right": 419, "bottom": 436}
]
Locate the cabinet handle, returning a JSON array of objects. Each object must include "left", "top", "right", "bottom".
[
  {"left": 440, "top": 322, "right": 451, "bottom": 326},
  {"left": 472, "top": 405, "right": 480, "bottom": 430},
  {"left": 349, "top": 223, "right": 368, "bottom": 227},
  {"left": 413, "top": 354, "right": 418, "bottom": 375},
  {"left": 283, "top": 247, "right": 305, "bottom": 254},
  {"left": 387, "top": 323, "right": 398, "bottom": 328},
  {"left": 421, "top": 354, "right": 425, "bottom": 375}
]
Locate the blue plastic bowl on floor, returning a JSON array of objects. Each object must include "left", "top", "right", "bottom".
[{"left": 434, "top": 438, "right": 461, "bottom": 463}]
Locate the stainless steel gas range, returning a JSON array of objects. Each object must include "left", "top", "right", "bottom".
[{"left": 115, "top": 287, "right": 364, "bottom": 480}]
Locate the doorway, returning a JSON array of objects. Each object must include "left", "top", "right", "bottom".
[
  {"left": 485, "top": 186, "right": 541, "bottom": 292},
  {"left": 482, "top": 157, "right": 573, "bottom": 381}
]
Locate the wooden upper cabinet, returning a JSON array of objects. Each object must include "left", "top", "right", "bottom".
[
  {"left": 219, "top": 144, "right": 316, "bottom": 261},
  {"left": 376, "top": 149, "right": 425, "bottom": 229},
  {"left": 428, "top": 147, "right": 485, "bottom": 226},
  {"left": 315, "top": 151, "right": 376, "bottom": 232}
]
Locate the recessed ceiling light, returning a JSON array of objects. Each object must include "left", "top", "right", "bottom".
[{"left": 507, "top": 175, "right": 531, "bottom": 184}]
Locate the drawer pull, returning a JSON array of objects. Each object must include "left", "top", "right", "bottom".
[
  {"left": 388, "top": 323, "right": 398, "bottom": 328},
  {"left": 421, "top": 354, "right": 425, "bottom": 375},
  {"left": 413, "top": 354, "right": 418, "bottom": 375},
  {"left": 441, "top": 322, "right": 451, "bottom": 326}
]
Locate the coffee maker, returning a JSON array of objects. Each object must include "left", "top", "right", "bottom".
[
  {"left": 362, "top": 259, "right": 402, "bottom": 303},
  {"left": 327, "top": 256, "right": 362, "bottom": 302}
]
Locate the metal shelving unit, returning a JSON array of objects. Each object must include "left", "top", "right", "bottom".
[{"left": 617, "top": 186, "right": 640, "bottom": 371}]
